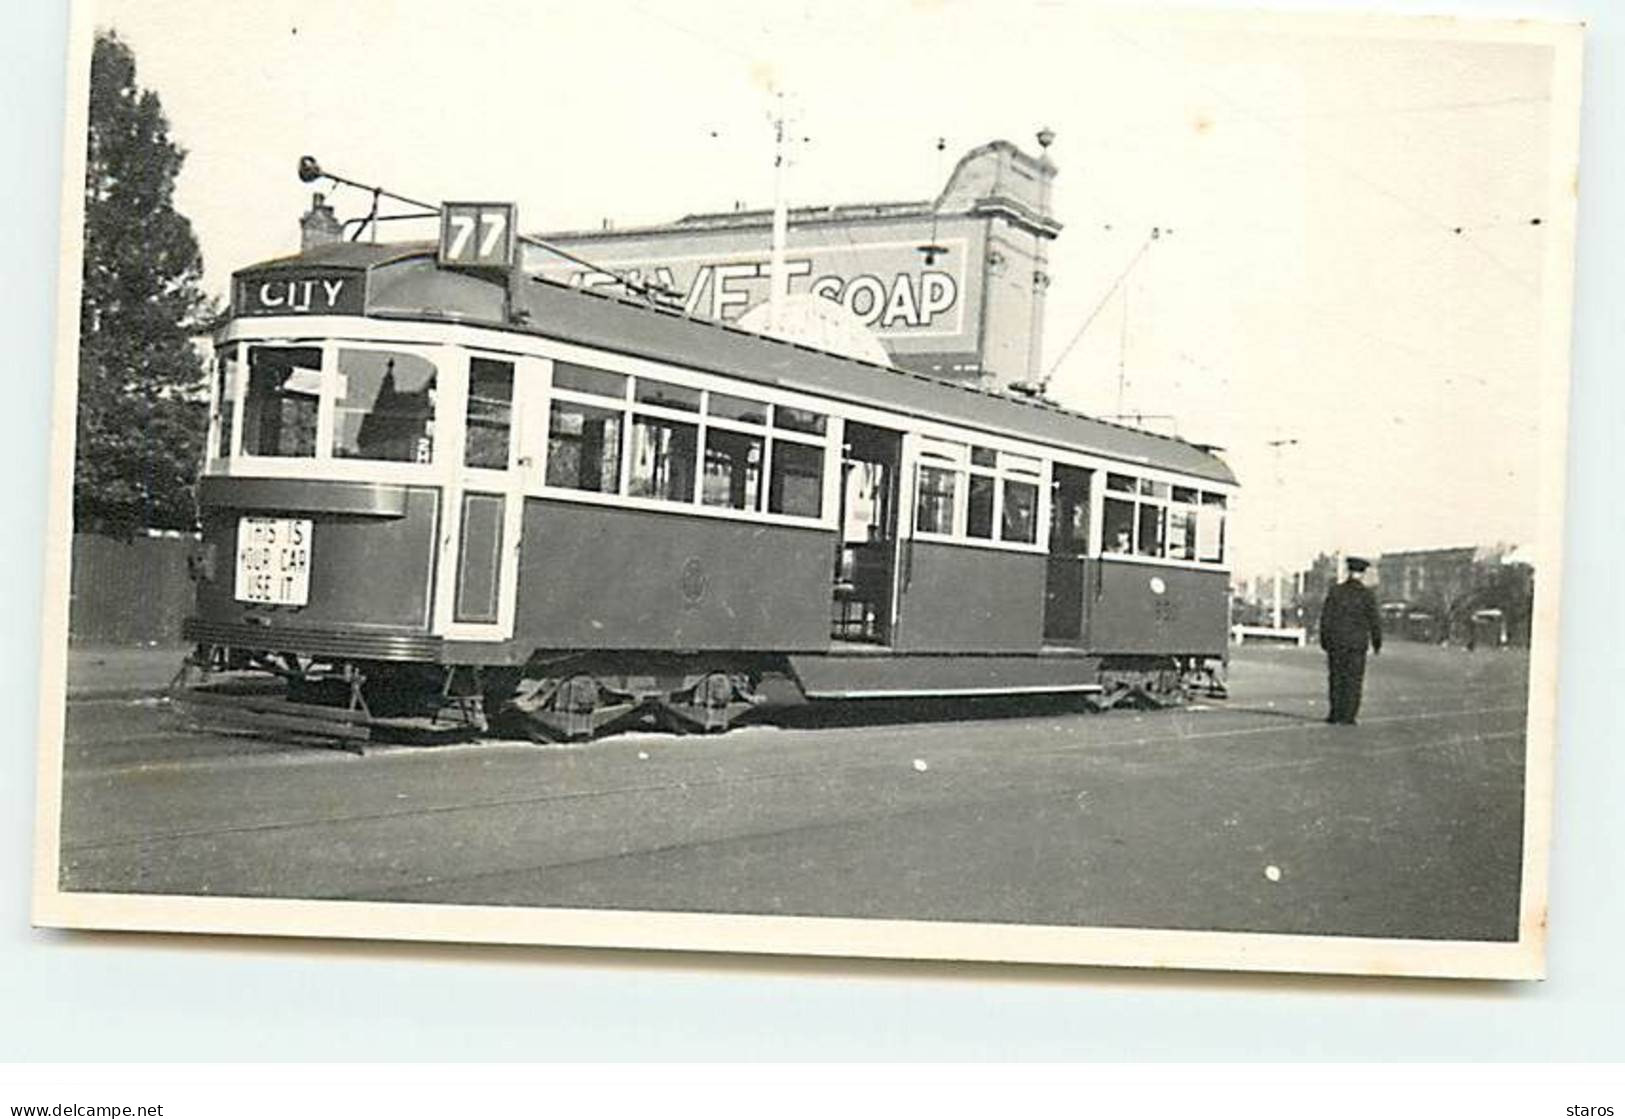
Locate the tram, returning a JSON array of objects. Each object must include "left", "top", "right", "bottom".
[{"left": 178, "top": 196, "right": 1237, "bottom": 742}]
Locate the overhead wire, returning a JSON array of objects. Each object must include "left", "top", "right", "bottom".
[
  {"left": 1096, "top": 20, "right": 1543, "bottom": 293},
  {"left": 1044, "top": 227, "right": 1158, "bottom": 385}
]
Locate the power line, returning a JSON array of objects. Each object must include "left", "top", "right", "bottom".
[
  {"left": 1044, "top": 226, "right": 1162, "bottom": 386},
  {"left": 1098, "top": 22, "right": 1542, "bottom": 293}
]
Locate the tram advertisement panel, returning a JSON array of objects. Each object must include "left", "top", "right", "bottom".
[{"left": 523, "top": 219, "right": 988, "bottom": 368}]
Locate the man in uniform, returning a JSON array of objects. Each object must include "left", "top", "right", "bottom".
[{"left": 1319, "top": 556, "right": 1383, "bottom": 725}]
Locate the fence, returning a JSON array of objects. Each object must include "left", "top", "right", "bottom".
[{"left": 69, "top": 532, "right": 196, "bottom": 645}]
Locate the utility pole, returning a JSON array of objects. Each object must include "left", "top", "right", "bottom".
[
  {"left": 1115, "top": 281, "right": 1130, "bottom": 417},
  {"left": 1026, "top": 127, "right": 1056, "bottom": 388},
  {"left": 768, "top": 91, "right": 790, "bottom": 335},
  {"left": 1267, "top": 436, "right": 1300, "bottom": 630}
]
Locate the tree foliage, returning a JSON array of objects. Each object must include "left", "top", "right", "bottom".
[{"left": 77, "top": 29, "right": 214, "bottom": 535}]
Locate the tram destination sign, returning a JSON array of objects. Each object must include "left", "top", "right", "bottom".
[
  {"left": 439, "top": 201, "right": 517, "bottom": 269},
  {"left": 234, "top": 269, "right": 366, "bottom": 317}
]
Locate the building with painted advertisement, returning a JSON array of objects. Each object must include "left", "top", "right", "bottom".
[{"left": 525, "top": 139, "right": 1061, "bottom": 390}]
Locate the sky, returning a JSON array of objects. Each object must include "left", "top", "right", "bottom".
[{"left": 88, "top": 0, "right": 1570, "bottom": 580}]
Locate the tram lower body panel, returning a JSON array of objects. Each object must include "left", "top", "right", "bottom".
[
  {"left": 889, "top": 540, "right": 1045, "bottom": 653},
  {"left": 177, "top": 481, "right": 1231, "bottom": 741},
  {"left": 510, "top": 498, "right": 834, "bottom": 652},
  {"left": 190, "top": 476, "right": 441, "bottom": 642},
  {"left": 1082, "top": 559, "right": 1230, "bottom": 658}
]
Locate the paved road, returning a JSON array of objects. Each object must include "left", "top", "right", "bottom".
[{"left": 55, "top": 643, "right": 1529, "bottom": 941}]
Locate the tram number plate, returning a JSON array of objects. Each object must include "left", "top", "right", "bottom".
[{"left": 234, "top": 517, "right": 312, "bottom": 605}]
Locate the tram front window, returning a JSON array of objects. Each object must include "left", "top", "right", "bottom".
[
  {"left": 243, "top": 346, "right": 321, "bottom": 457},
  {"left": 213, "top": 347, "right": 239, "bottom": 458},
  {"left": 333, "top": 349, "right": 438, "bottom": 463},
  {"left": 465, "top": 358, "right": 514, "bottom": 469}
]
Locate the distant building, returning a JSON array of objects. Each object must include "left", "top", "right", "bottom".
[
  {"left": 524, "top": 138, "right": 1062, "bottom": 391},
  {"left": 1376, "top": 547, "right": 1478, "bottom": 612},
  {"left": 1297, "top": 545, "right": 1534, "bottom": 646}
]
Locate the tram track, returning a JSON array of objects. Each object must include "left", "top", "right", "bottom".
[{"left": 61, "top": 675, "right": 1521, "bottom": 764}]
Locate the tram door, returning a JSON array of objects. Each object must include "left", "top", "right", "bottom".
[
  {"left": 831, "top": 422, "right": 903, "bottom": 644},
  {"left": 437, "top": 352, "right": 531, "bottom": 640},
  {"left": 1044, "top": 464, "right": 1092, "bottom": 644}
]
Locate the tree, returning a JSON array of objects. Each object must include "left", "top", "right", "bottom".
[{"left": 76, "top": 30, "right": 214, "bottom": 535}]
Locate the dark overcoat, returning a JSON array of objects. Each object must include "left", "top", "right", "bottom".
[{"left": 1319, "top": 578, "right": 1383, "bottom": 653}]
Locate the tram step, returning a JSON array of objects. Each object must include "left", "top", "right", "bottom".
[{"left": 180, "top": 686, "right": 373, "bottom": 726}]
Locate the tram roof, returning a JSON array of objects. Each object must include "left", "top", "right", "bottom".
[{"left": 235, "top": 242, "right": 1237, "bottom": 486}]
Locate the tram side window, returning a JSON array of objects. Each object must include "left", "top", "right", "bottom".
[
  {"left": 966, "top": 474, "right": 995, "bottom": 539},
  {"left": 554, "top": 362, "right": 627, "bottom": 399},
  {"left": 774, "top": 406, "right": 827, "bottom": 436},
  {"left": 702, "top": 427, "right": 763, "bottom": 510},
  {"left": 1167, "top": 506, "right": 1196, "bottom": 560},
  {"left": 915, "top": 464, "right": 957, "bottom": 535},
  {"left": 1002, "top": 479, "right": 1039, "bottom": 544},
  {"left": 213, "top": 347, "right": 239, "bottom": 458},
  {"left": 1103, "top": 497, "right": 1135, "bottom": 553},
  {"left": 629, "top": 414, "right": 698, "bottom": 503},
  {"left": 545, "top": 364, "right": 828, "bottom": 520},
  {"left": 843, "top": 460, "right": 890, "bottom": 544},
  {"left": 243, "top": 346, "right": 322, "bottom": 457},
  {"left": 1166, "top": 486, "right": 1199, "bottom": 561},
  {"left": 769, "top": 440, "right": 824, "bottom": 518},
  {"left": 333, "top": 349, "right": 438, "bottom": 463},
  {"left": 636, "top": 378, "right": 701, "bottom": 412},
  {"left": 465, "top": 358, "right": 513, "bottom": 469},
  {"left": 1103, "top": 474, "right": 1136, "bottom": 553},
  {"left": 1198, "top": 492, "right": 1227, "bottom": 564},
  {"left": 547, "top": 400, "right": 622, "bottom": 493},
  {"left": 709, "top": 392, "right": 768, "bottom": 426},
  {"left": 1136, "top": 502, "right": 1165, "bottom": 558}
]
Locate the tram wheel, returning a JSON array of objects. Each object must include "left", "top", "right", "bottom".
[
  {"left": 505, "top": 672, "right": 641, "bottom": 742},
  {"left": 1093, "top": 659, "right": 1190, "bottom": 711},
  {"left": 654, "top": 669, "right": 758, "bottom": 734}
]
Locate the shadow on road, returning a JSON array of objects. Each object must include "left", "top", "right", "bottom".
[
  {"left": 758, "top": 692, "right": 1112, "bottom": 734},
  {"left": 1216, "top": 705, "right": 1326, "bottom": 724}
]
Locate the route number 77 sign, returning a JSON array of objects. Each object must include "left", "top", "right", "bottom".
[{"left": 439, "top": 201, "right": 518, "bottom": 269}]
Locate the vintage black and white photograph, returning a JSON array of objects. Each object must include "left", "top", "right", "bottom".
[{"left": 32, "top": 0, "right": 1580, "bottom": 978}]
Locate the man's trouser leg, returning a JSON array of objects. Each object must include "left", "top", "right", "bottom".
[
  {"left": 1342, "top": 649, "right": 1368, "bottom": 723},
  {"left": 1326, "top": 653, "right": 1342, "bottom": 721},
  {"left": 1328, "top": 648, "right": 1368, "bottom": 723}
]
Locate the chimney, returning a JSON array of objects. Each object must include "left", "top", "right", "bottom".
[{"left": 300, "top": 192, "right": 342, "bottom": 251}]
